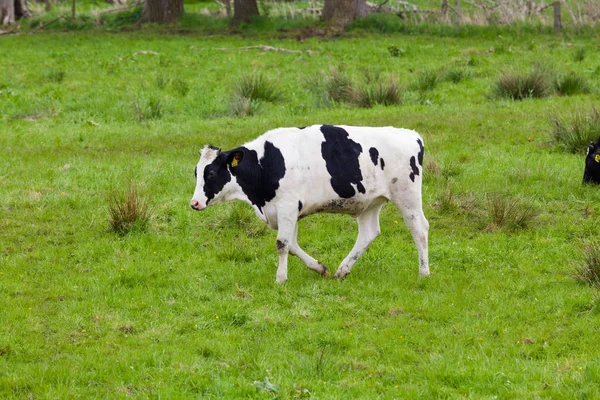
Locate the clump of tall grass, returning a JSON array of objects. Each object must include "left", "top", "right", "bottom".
[
  {"left": 324, "top": 66, "right": 355, "bottom": 104},
  {"left": 554, "top": 72, "right": 591, "bottom": 96},
  {"left": 134, "top": 95, "right": 162, "bottom": 121},
  {"left": 172, "top": 77, "right": 190, "bottom": 97},
  {"left": 493, "top": 68, "right": 551, "bottom": 100},
  {"left": 485, "top": 193, "right": 538, "bottom": 232},
  {"left": 413, "top": 69, "right": 439, "bottom": 92},
  {"left": 355, "top": 79, "right": 403, "bottom": 108},
  {"left": 575, "top": 240, "right": 600, "bottom": 285},
  {"left": 230, "top": 96, "right": 262, "bottom": 117},
  {"left": 47, "top": 69, "right": 66, "bottom": 84},
  {"left": 551, "top": 107, "right": 600, "bottom": 154},
  {"left": 573, "top": 46, "right": 586, "bottom": 63},
  {"left": 107, "top": 181, "right": 150, "bottom": 235},
  {"left": 234, "top": 72, "right": 280, "bottom": 103},
  {"left": 445, "top": 65, "right": 471, "bottom": 84}
]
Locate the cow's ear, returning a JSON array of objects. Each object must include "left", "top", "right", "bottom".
[{"left": 228, "top": 150, "right": 244, "bottom": 168}]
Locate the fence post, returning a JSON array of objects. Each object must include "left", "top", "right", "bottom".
[{"left": 553, "top": 1, "right": 561, "bottom": 33}]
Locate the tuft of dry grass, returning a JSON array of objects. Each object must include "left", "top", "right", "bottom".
[
  {"left": 575, "top": 240, "right": 600, "bottom": 285},
  {"left": 355, "top": 78, "right": 403, "bottom": 108},
  {"left": 493, "top": 68, "right": 551, "bottom": 100},
  {"left": 107, "top": 181, "right": 150, "bottom": 235},
  {"left": 485, "top": 193, "right": 538, "bottom": 232},
  {"left": 551, "top": 107, "right": 600, "bottom": 154}
]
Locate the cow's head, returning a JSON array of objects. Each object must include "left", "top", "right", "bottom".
[
  {"left": 190, "top": 145, "right": 245, "bottom": 210},
  {"left": 583, "top": 138, "right": 600, "bottom": 184}
]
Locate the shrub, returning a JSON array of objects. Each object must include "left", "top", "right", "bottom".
[
  {"left": 551, "top": 107, "right": 600, "bottom": 154},
  {"left": 107, "top": 181, "right": 150, "bottom": 235},
  {"left": 575, "top": 240, "right": 600, "bottom": 285},
  {"left": 554, "top": 72, "right": 591, "bottom": 96},
  {"left": 485, "top": 194, "right": 538, "bottom": 232},
  {"left": 355, "top": 79, "right": 403, "bottom": 108},
  {"left": 235, "top": 73, "right": 280, "bottom": 103},
  {"left": 493, "top": 68, "right": 551, "bottom": 100}
]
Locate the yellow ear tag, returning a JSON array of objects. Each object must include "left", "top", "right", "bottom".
[
  {"left": 595, "top": 154, "right": 600, "bottom": 163},
  {"left": 231, "top": 158, "right": 239, "bottom": 167}
]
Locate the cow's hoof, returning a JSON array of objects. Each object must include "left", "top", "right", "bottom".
[
  {"left": 419, "top": 268, "right": 430, "bottom": 278},
  {"left": 333, "top": 269, "right": 349, "bottom": 280},
  {"left": 319, "top": 264, "right": 330, "bottom": 278},
  {"left": 276, "top": 275, "right": 288, "bottom": 284}
]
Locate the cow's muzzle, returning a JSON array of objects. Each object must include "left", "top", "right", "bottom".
[{"left": 190, "top": 199, "right": 205, "bottom": 211}]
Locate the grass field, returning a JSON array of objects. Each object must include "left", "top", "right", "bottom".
[{"left": 2, "top": 24, "right": 600, "bottom": 398}]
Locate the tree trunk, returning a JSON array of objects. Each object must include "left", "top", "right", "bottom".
[
  {"left": 1, "top": 0, "right": 30, "bottom": 25},
  {"left": 141, "top": 0, "right": 184, "bottom": 23},
  {"left": 323, "top": 0, "right": 367, "bottom": 29},
  {"left": 231, "top": 0, "right": 258, "bottom": 27}
]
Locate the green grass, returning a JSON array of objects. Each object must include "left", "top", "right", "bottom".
[{"left": 2, "top": 28, "right": 600, "bottom": 398}]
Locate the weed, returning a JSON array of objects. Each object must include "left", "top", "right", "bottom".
[
  {"left": 235, "top": 72, "right": 280, "bottom": 103},
  {"left": 445, "top": 65, "right": 471, "bottom": 84},
  {"left": 575, "top": 240, "right": 600, "bottom": 285},
  {"left": 551, "top": 107, "right": 600, "bottom": 154},
  {"left": 413, "top": 69, "right": 439, "bottom": 92},
  {"left": 156, "top": 73, "right": 170, "bottom": 90},
  {"left": 325, "top": 66, "right": 355, "bottom": 104},
  {"left": 493, "top": 68, "right": 551, "bottom": 100},
  {"left": 107, "top": 181, "right": 150, "bottom": 235},
  {"left": 172, "top": 77, "right": 190, "bottom": 97},
  {"left": 230, "top": 95, "right": 262, "bottom": 117},
  {"left": 355, "top": 78, "right": 403, "bottom": 108},
  {"left": 574, "top": 46, "right": 586, "bottom": 63},
  {"left": 485, "top": 193, "right": 538, "bottom": 232},
  {"left": 47, "top": 69, "right": 65, "bottom": 84},
  {"left": 554, "top": 72, "right": 591, "bottom": 96},
  {"left": 388, "top": 45, "right": 404, "bottom": 58},
  {"left": 134, "top": 96, "right": 163, "bottom": 121}
]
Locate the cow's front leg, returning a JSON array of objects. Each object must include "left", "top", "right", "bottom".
[
  {"left": 334, "top": 203, "right": 384, "bottom": 279},
  {"left": 275, "top": 213, "right": 296, "bottom": 284}
]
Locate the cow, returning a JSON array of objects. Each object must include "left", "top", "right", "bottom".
[
  {"left": 190, "top": 124, "right": 429, "bottom": 284},
  {"left": 583, "top": 138, "right": 600, "bottom": 184}
]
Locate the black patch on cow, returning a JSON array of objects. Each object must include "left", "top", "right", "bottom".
[
  {"left": 194, "top": 166, "right": 197, "bottom": 178},
  {"left": 583, "top": 138, "right": 600, "bottom": 184},
  {"left": 416, "top": 138, "right": 424, "bottom": 166},
  {"left": 298, "top": 201, "right": 303, "bottom": 212},
  {"left": 202, "top": 154, "right": 232, "bottom": 204},
  {"left": 229, "top": 141, "right": 286, "bottom": 212},
  {"left": 369, "top": 147, "right": 379, "bottom": 166},
  {"left": 298, "top": 126, "right": 307, "bottom": 130},
  {"left": 276, "top": 239, "right": 288, "bottom": 251},
  {"left": 320, "top": 125, "right": 365, "bottom": 198},
  {"left": 392, "top": 177, "right": 398, "bottom": 184},
  {"left": 207, "top": 144, "right": 221, "bottom": 152},
  {"left": 409, "top": 156, "right": 420, "bottom": 182},
  {"left": 380, "top": 158, "right": 385, "bottom": 171}
]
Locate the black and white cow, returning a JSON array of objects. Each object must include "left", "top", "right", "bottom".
[
  {"left": 583, "top": 138, "right": 600, "bottom": 184},
  {"left": 190, "top": 124, "right": 429, "bottom": 283}
]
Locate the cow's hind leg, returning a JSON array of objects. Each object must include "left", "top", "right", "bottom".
[
  {"left": 391, "top": 195, "right": 429, "bottom": 277},
  {"left": 333, "top": 202, "right": 385, "bottom": 279},
  {"left": 290, "top": 225, "right": 330, "bottom": 277}
]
